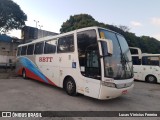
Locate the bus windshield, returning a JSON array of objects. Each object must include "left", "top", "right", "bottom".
[{"left": 99, "top": 29, "right": 133, "bottom": 80}]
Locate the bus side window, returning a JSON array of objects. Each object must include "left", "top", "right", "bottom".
[
  {"left": 27, "top": 44, "right": 34, "bottom": 55},
  {"left": 34, "top": 42, "right": 44, "bottom": 54},
  {"left": 21, "top": 46, "right": 27, "bottom": 55},
  {"left": 57, "top": 35, "right": 74, "bottom": 53},
  {"left": 44, "top": 40, "right": 57, "bottom": 54},
  {"left": 17, "top": 47, "right": 21, "bottom": 56},
  {"left": 150, "top": 57, "right": 159, "bottom": 66},
  {"left": 142, "top": 56, "right": 149, "bottom": 65},
  {"left": 142, "top": 56, "right": 159, "bottom": 66},
  {"left": 132, "top": 56, "right": 141, "bottom": 65}
]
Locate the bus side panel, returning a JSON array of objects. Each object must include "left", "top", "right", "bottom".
[
  {"left": 16, "top": 66, "right": 43, "bottom": 83},
  {"left": 142, "top": 65, "right": 160, "bottom": 83},
  {"left": 133, "top": 65, "right": 144, "bottom": 81},
  {"left": 35, "top": 54, "right": 60, "bottom": 87},
  {"left": 16, "top": 56, "right": 57, "bottom": 86}
]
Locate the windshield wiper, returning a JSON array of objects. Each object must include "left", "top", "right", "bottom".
[
  {"left": 121, "top": 53, "right": 133, "bottom": 77},
  {"left": 121, "top": 54, "right": 127, "bottom": 69}
]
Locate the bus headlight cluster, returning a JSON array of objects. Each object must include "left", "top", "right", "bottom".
[
  {"left": 116, "top": 81, "right": 134, "bottom": 89},
  {"left": 101, "top": 81, "right": 116, "bottom": 88}
]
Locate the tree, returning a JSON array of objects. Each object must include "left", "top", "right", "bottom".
[
  {"left": 0, "top": 0, "right": 27, "bottom": 34},
  {"left": 60, "top": 14, "right": 160, "bottom": 53},
  {"left": 118, "top": 25, "right": 130, "bottom": 32},
  {"left": 60, "top": 14, "right": 99, "bottom": 33}
]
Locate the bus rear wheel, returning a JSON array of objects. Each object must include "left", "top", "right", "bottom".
[
  {"left": 64, "top": 77, "right": 77, "bottom": 96},
  {"left": 22, "top": 69, "right": 27, "bottom": 79},
  {"left": 146, "top": 75, "right": 157, "bottom": 83}
]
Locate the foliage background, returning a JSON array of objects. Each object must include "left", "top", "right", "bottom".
[
  {"left": 0, "top": 0, "right": 27, "bottom": 34},
  {"left": 60, "top": 14, "right": 160, "bottom": 54}
]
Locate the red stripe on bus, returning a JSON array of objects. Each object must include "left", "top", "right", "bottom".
[
  {"left": 25, "top": 68, "right": 45, "bottom": 83},
  {"left": 46, "top": 78, "right": 57, "bottom": 86},
  {"left": 17, "top": 67, "right": 57, "bottom": 86}
]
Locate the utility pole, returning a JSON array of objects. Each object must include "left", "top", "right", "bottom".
[
  {"left": 39, "top": 25, "right": 43, "bottom": 30},
  {"left": 34, "top": 20, "right": 39, "bottom": 28}
]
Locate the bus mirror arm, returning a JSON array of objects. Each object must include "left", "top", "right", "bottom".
[
  {"left": 98, "top": 39, "right": 113, "bottom": 57},
  {"left": 129, "top": 47, "right": 142, "bottom": 59},
  {"left": 99, "top": 54, "right": 112, "bottom": 58},
  {"left": 106, "top": 40, "right": 113, "bottom": 55}
]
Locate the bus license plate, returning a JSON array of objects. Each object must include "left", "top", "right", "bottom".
[{"left": 122, "top": 90, "right": 128, "bottom": 94}]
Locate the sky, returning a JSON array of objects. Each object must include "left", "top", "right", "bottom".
[{"left": 8, "top": 0, "right": 160, "bottom": 41}]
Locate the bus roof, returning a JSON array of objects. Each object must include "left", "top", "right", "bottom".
[{"left": 18, "top": 26, "right": 123, "bottom": 47}]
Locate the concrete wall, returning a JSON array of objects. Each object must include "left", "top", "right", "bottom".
[
  {"left": 0, "top": 41, "right": 18, "bottom": 65},
  {"left": 22, "top": 26, "right": 58, "bottom": 43},
  {"left": 0, "top": 55, "right": 16, "bottom": 64}
]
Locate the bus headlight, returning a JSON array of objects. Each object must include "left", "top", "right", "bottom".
[{"left": 101, "top": 81, "right": 116, "bottom": 88}]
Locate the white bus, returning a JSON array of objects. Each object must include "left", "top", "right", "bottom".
[
  {"left": 16, "top": 26, "right": 134, "bottom": 100},
  {"left": 130, "top": 47, "right": 160, "bottom": 83}
]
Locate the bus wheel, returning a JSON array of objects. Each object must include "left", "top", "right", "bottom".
[
  {"left": 146, "top": 75, "right": 157, "bottom": 83},
  {"left": 22, "top": 69, "right": 27, "bottom": 79},
  {"left": 65, "top": 77, "right": 77, "bottom": 96}
]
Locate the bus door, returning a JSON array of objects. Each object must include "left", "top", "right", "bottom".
[
  {"left": 131, "top": 56, "right": 143, "bottom": 80},
  {"left": 134, "top": 65, "right": 144, "bottom": 80},
  {"left": 77, "top": 30, "right": 101, "bottom": 98},
  {"left": 84, "top": 48, "right": 101, "bottom": 98}
]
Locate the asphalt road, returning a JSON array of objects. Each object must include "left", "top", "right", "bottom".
[{"left": 0, "top": 78, "right": 160, "bottom": 120}]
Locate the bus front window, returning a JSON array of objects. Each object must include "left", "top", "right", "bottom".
[{"left": 99, "top": 29, "right": 133, "bottom": 79}]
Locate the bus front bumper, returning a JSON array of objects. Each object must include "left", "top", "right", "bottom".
[{"left": 98, "top": 84, "right": 134, "bottom": 100}]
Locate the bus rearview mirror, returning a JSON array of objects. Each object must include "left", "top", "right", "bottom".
[
  {"left": 98, "top": 39, "right": 113, "bottom": 57},
  {"left": 106, "top": 40, "right": 113, "bottom": 55}
]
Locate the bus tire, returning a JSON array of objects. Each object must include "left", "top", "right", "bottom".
[
  {"left": 64, "top": 77, "right": 77, "bottom": 96},
  {"left": 146, "top": 75, "right": 157, "bottom": 83},
  {"left": 22, "top": 69, "right": 27, "bottom": 79}
]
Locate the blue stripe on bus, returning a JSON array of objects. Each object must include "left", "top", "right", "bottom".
[{"left": 19, "top": 57, "right": 49, "bottom": 83}]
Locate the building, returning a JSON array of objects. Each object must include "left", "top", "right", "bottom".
[
  {"left": 21, "top": 26, "right": 58, "bottom": 43},
  {"left": 0, "top": 35, "right": 20, "bottom": 66},
  {"left": 0, "top": 26, "right": 58, "bottom": 67}
]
